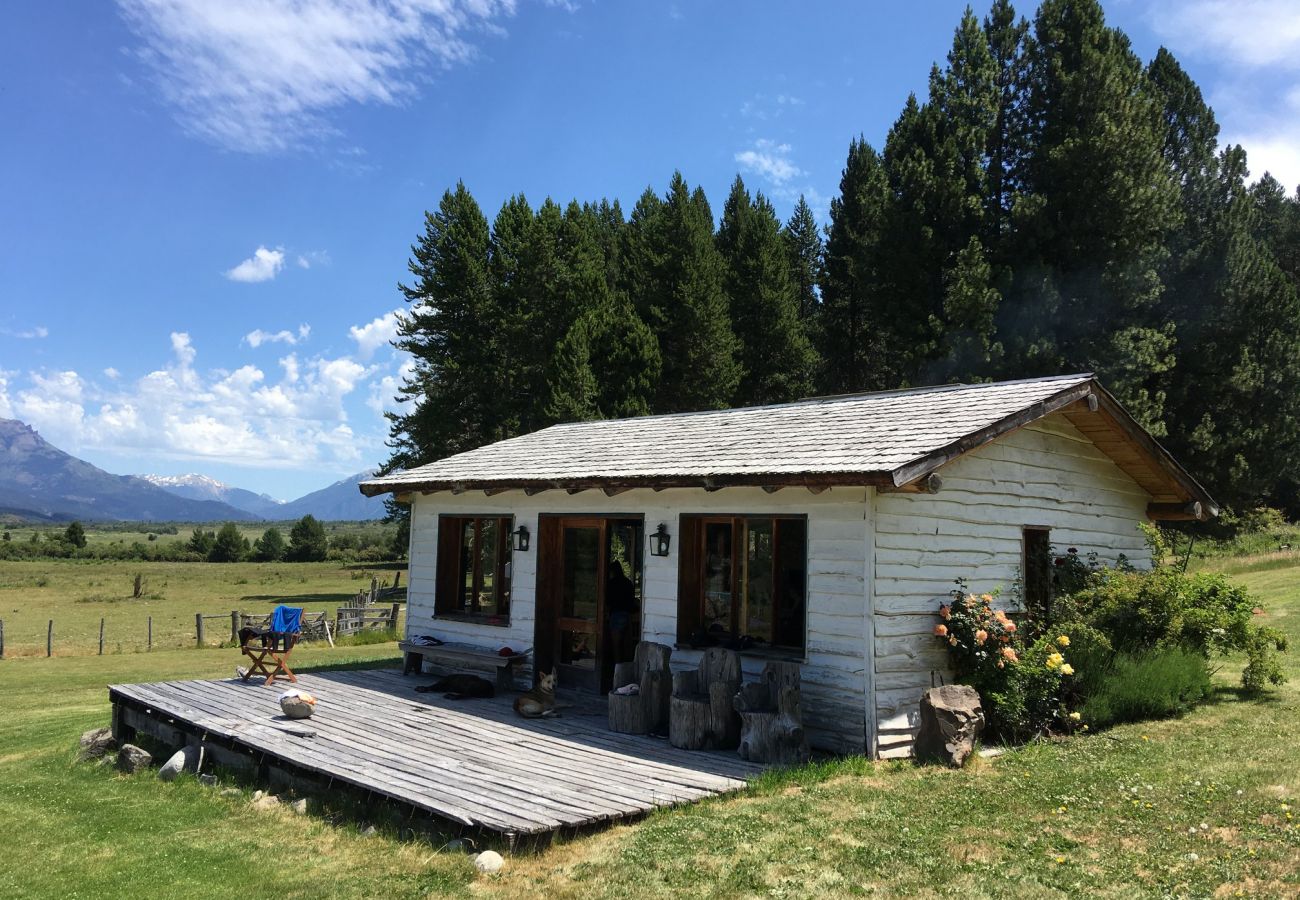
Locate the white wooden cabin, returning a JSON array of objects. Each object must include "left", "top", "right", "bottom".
[{"left": 360, "top": 374, "right": 1216, "bottom": 758}]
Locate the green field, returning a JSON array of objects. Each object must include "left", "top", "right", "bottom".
[
  {"left": 0, "top": 559, "right": 405, "bottom": 656},
  {"left": 0, "top": 555, "right": 1296, "bottom": 898}
]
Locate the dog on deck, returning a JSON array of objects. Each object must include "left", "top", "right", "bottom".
[
  {"left": 512, "top": 670, "right": 558, "bottom": 718},
  {"left": 414, "top": 673, "right": 495, "bottom": 699}
]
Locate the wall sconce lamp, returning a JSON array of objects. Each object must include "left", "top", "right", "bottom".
[
  {"left": 511, "top": 524, "right": 530, "bottom": 552},
  {"left": 649, "top": 523, "right": 671, "bottom": 557}
]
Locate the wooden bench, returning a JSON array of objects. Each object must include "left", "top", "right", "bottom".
[{"left": 400, "top": 641, "right": 529, "bottom": 692}]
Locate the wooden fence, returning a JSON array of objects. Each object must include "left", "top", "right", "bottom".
[
  {"left": 335, "top": 602, "right": 402, "bottom": 637},
  {"left": 0, "top": 615, "right": 155, "bottom": 658},
  {"left": 195, "top": 610, "right": 332, "bottom": 647}
]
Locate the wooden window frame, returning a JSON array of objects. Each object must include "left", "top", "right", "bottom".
[
  {"left": 677, "top": 513, "right": 808, "bottom": 655},
  {"left": 435, "top": 514, "right": 513, "bottom": 626}
]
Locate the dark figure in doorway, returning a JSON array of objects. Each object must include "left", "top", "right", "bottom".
[{"left": 607, "top": 560, "right": 637, "bottom": 662}]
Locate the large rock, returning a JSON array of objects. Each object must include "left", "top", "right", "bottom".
[
  {"left": 116, "top": 743, "right": 153, "bottom": 774},
  {"left": 474, "top": 850, "right": 504, "bottom": 874},
  {"left": 914, "top": 684, "right": 984, "bottom": 768},
  {"left": 78, "top": 727, "right": 116, "bottom": 762},
  {"left": 158, "top": 745, "right": 203, "bottom": 782}
]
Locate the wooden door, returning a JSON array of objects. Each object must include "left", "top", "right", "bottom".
[{"left": 535, "top": 516, "right": 643, "bottom": 694}]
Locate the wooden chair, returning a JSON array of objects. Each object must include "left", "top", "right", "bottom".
[
  {"left": 240, "top": 605, "right": 302, "bottom": 686},
  {"left": 734, "top": 661, "right": 810, "bottom": 765},
  {"left": 669, "top": 647, "right": 741, "bottom": 750},
  {"left": 607, "top": 641, "right": 672, "bottom": 735}
]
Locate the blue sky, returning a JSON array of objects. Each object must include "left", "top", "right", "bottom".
[{"left": 2, "top": 0, "right": 1297, "bottom": 500}]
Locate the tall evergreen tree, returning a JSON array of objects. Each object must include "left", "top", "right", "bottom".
[
  {"left": 717, "top": 176, "right": 818, "bottom": 405},
  {"left": 627, "top": 173, "right": 740, "bottom": 411},
  {"left": 1149, "top": 50, "right": 1300, "bottom": 509},
  {"left": 1006, "top": 0, "right": 1180, "bottom": 431},
  {"left": 783, "top": 195, "right": 824, "bottom": 323},
  {"left": 820, "top": 138, "right": 891, "bottom": 393},
  {"left": 384, "top": 182, "right": 497, "bottom": 474}
]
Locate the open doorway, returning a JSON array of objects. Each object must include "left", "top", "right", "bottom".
[{"left": 535, "top": 516, "right": 644, "bottom": 693}]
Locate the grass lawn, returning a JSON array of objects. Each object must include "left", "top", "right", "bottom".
[
  {"left": 0, "top": 559, "right": 405, "bottom": 656},
  {"left": 0, "top": 556, "right": 1296, "bottom": 898}
]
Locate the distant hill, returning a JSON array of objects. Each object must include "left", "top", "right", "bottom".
[
  {"left": 0, "top": 419, "right": 259, "bottom": 522},
  {"left": 278, "top": 471, "right": 386, "bottom": 521},
  {"left": 139, "top": 473, "right": 286, "bottom": 518}
]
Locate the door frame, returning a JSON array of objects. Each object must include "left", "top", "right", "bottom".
[{"left": 534, "top": 513, "right": 644, "bottom": 694}]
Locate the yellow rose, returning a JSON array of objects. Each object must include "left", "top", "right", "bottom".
[
  {"left": 1068, "top": 711, "right": 1081, "bottom": 721},
  {"left": 1056, "top": 635, "right": 1070, "bottom": 647},
  {"left": 1060, "top": 663, "right": 1075, "bottom": 676}
]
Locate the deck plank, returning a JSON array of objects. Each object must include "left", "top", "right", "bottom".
[{"left": 109, "top": 667, "right": 766, "bottom": 837}]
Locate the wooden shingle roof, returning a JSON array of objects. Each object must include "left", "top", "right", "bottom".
[{"left": 360, "top": 373, "right": 1217, "bottom": 518}]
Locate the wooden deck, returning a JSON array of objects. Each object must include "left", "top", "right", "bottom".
[{"left": 108, "top": 668, "right": 765, "bottom": 840}]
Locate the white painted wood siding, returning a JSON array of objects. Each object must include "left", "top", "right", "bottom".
[
  {"left": 405, "top": 487, "right": 871, "bottom": 754},
  {"left": 870, "top": 413, "right": 1153, "bottom": 758}
]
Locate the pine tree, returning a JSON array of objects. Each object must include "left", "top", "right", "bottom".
[
  {"left": 1148, "top": 50, "right": 1300, "bottom": 509},
  {"left": 783, "top": 195, "right": 824, "bottom": 324},
  {"left": 384, "top": 182, "right": 497, "bottom": 475},
  {"left": 1006, "top": 0, "right": 1180, "bottom": 431},
  {"left": 253, "top": 527, "right": 286, "bottom": 562},
  {"left": 717, "top": 176, "right": 817, "bottom": 405},
  {"left": 209, "top": 523, "right": 248, "bottom": 563},
  {"left": 820, "top": 138, "right": 891, "bottom": 393},
  {"left": 63, "top": 520, "right": 86, "bottom": 549},
  {"left": 287, "top": 515, "right": 328, "bottom": 563},
  {"left": 629, "top": 173, "right": 740, "bottom": 412}
]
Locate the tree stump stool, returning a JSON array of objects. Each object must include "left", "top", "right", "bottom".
[
  {"left": 734, "top": 661, "right": 810, "bottom": 765},
  {"left": 608, "top": 641, "right": 673, "bottom": 735},
  {"left": 669, "top": 647, "right": 741, "bottom": 751}
]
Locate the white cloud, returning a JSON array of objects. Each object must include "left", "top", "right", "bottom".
[
  {"left": 296, "top": 250, "right": 331, "bottom": 269},
  {"left": 349, "top": 309, "right": 402, "bottom": 359},
  {"left": 0, "top": 325, "right": 49, "bottom": 339},
  {"left": 224, "top": 246, "right": 286, "bottom": 283},
  {"left": 735, "top": 139, "right": 805, "bottom": 185},
  {"left": 367, "top": 358, "right": 415, "bottom": 415},
  {"left": 1148, "top": 0, "right": 1300, "bottom": 190},
  {"left": 116, "top": 0, "right": 523, "bottom": 153},
  {"left": 103, "top": 367, "right": 121, "bottom": 379},
  {"left": 1148, "top": 1, "right": 1300, "bottom": 70},
  {"left": 9, "top": 333, "right": 381, "bottom": 470},
  {"left": 244, "top": 323, "right": 311, "bottom": 348},
  {"left": 739, "top": 93, "right": 803, "bottom": 121}
]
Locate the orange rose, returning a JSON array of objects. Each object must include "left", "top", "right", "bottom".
[
  {"left": 1004, "top": 621, "right": 1017, "bottom": 633},
  {"left": 934, "top": 623, "right": 948, "bottom": 637},
  {"left": 949, "top": 636, "right": 958, "bottom": 646},
  {"left": 975, "top": 629, "right": 988, "bottom": 643},
  {"left": 940, "top": 605, "right": 952, "bottom": 620},
  {"left": 1001, "top": 647, "right": 1018, "bottom": 662}
]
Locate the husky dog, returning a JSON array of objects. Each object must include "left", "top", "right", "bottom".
[
  {"left": 415, "top": 673, "right": 495, "bottom": 699},
  {"left": 512, "top": 670, "right": 558, "bottom": 718}
]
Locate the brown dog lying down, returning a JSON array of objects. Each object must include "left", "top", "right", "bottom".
[
  {"left": 513, "top": 670, "right": 558, "bottom": 718},
  {"left": 415, "top": 673, "right": 495, "bottom": 699}
]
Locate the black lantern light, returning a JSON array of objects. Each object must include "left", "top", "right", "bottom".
[
  {"left": 511, "top": 524, "right": 530, "bottom": 552},
  {"left": 649, "top": 522, "right": 671, "bottom": 557}
]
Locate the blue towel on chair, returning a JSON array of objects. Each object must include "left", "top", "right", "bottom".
[{"left": 272, "top": 605, "right": 303, "bottom": 634}]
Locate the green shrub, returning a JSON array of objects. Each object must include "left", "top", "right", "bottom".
[
  {"left": 1081, "top": 650, "right": 1213, "bottom": 728},
  {"left": 1069, "top": 566, "right": 1287, "bottom": 693}
]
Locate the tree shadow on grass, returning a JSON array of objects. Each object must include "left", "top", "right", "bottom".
[{"left": 1201, "top": 683, "right": 1287, "bottom": 708}]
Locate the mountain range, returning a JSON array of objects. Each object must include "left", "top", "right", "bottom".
[{"left": 0, "top": 418, "right": 385, "bottom": 522}]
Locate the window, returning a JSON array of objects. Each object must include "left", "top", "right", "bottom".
[
  {"left": 1022, "top": 526, "right": 1052, "bottom": 618},
  {"left": 436, "top": 516, "right": 512, "bottom": 623},
  {"left": 677, "top": 515, "right": 807, "bottom": 654}
]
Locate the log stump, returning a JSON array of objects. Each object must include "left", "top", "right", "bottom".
[
  {"left": 608, "top": 641, "right": 672, "bottom": 735},
  {"left": 734, "top": 661, "right": 810, "bottom": 765},
  {"left": 669, "top": 647, "right": 741, "bottom": 751}
]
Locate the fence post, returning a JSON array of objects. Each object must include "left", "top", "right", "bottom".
[
  {"left": 99, "top": 618, "right": 105, "bottom": 656},
  {"left": 47, "top": 620, "right": 53, "bottom": 658},
  {"left": 231, "top": 610, "right": 240, "bottom": 645},
  {"left": 195, "top": 613, "right": 205, "bottom": 647},
  {"left": 389, "top": 602, "right": 401, "bottom": 634},
  {"left": 371, "top": 577, "right": 379, "bottom": 605},
  {"left": 394, "top": 570, "right": 401, "bottom": 589},
  {"left": 148, "top": 616, "right": 152, "bottom": 652},
  {"left": 0, "top": 618, "right": 5, "bottom": 659}
]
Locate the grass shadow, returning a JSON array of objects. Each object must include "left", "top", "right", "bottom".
[{"left": 237, "top": 592, "right": 359, "bottom": 604}]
